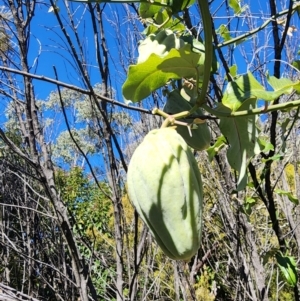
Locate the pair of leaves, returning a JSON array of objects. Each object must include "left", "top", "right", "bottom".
[
  {"left": 217, "top": 72, "right": 300, "bottom": 190},
  {"left": 262, "top": 249, "right": 298, "bottom": 287},
  {"left": 242, "top": 197, "right": 257, "bottom": 216},
  {"left": 222, "top": 72, "right": 300, "bottom": 112}
]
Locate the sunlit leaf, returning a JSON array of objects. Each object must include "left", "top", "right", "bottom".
[
  {"left": 222, "top": 72, "right": 300, "bottom": 112},
  {"left": 266, "top": 74, "right": 300, "bottom": 94},
  {"left": 229, "top": 0, "right": 245, "bottom": 15},
  {"left": 137, "top": 29, "right": 185, "bottom": 64},
  {"left": 139, "top": 3, "right": 161, "bottom": 18},
  {"left": 122, "top": 45, "right": 200, "bottom": 102},
  {"left": 229, "top": 64, "right": 237, "bottom": 77},
  {"left": 258, "top": 138, "right": 274, "bottom": 152},
  {"left": 217, "top": 24, "right": 231, "bottom": 42}
]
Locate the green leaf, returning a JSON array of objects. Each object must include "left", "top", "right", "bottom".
[
  {"left": 122, "top": 45, "right": 200, "bottom": 102},
  {"left": 225, "top": 64, "right": 238, "bottom": 81},
  {"left": 149, "top": 9, "right": 172, "bottom": 27},
  {"left": 217, "top": 101, "right": 260, "bottom": 191},
  {"left": 139, "top": 3, "right": 162, "bottom": 18},
  {"left": 229, "top": 0, "right": 240, "bottom": 14},
  {"left": 229, "top": 64, "right": 237, "bottom": 77},
  {"left": 242, "top": 197, "right": 257, "bottom": 215},
  {"left": 142, "top": 11, "right": 186, "bottom": 35},
  {"left": 217, "top": 24, "right": 231, "bottom": 42},
  {"left": 137, "top": 29, "right": 185, "bottom": 63},
  {"left": 258, "top": 138, "right": 274, "bottom": 152},
  {"left": 228, "top": 0, "right": 247, "bottom": 15},
  {"left": 180, "top": 36, "right": 205, "bottom": 67},
  {"left": 170, "top": 0, "right": 194, "bottom": 13},
  {"left": 222, "top": 72, "right": 300, "bottom": 112},
  {"left": 267, "top": 74, "right": 300, "bottom": 94},
  {"left": 217, "top": 25, "right": 245, "bottom": 46},
  {"left": 206, "top": 135, "right": 226, "bottom": 161},
  {"left": 292, "top": 60, "right": 300, "bottom": 71},
  {"left": 275, "top": 253, "right": 298, "bottom": 287},
  {"left": 180, "top": 85, "right": 197, "bottom": 103},
  {"left": 274, "top": 189, "right": 299, "bottom": 205}
]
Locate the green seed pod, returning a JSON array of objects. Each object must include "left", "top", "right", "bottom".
[
  {"left": 127, "top": 128, "right": 203, "bottom": 261},
  {"left": 163, "top": 89, "right": 211, "bottom": 151}
]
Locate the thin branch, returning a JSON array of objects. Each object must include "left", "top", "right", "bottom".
[
  {"left": 216, "top": 2, "right": 300, "bottom": 48},
  {"left": 0, "top": 65, "right": 152, "bottom": 114}
]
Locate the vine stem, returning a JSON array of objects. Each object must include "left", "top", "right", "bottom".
[
  {"left": 196, "top": 0, "right": 213, "bottom": 105},
  {"left": 202, "top": 99, "right": 300, "bottom": 117},
  {"left": 154, "top": 99, "right": 300, "bottom": 119},
  {"left": 217, "top": 2, "right": 300, "bottom": 48}
]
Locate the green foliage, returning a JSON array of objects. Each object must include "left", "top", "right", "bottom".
[
  {"left": 123, "top": 44, "right": 200, "bottom": 102},
  {"left": 55, "top": 167, "right": 115, "bottom": 296},
  {"left": 194, "top": 265, "right": 216, "bottom": 301},
  {"left": 222, "top": 73, "right": 300, "bottom": 111},
  {"left": 275, "top": 252, "right": 298, "bottom": 287},
  {"left": 216, "top": 25, "right": 231, "bottom": 43},
  {"left": 228, "top": 0, "right": 244, "bottom": 15},
  {"left": 56, "top": 167, "right": 113, "bottom": 245}
]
